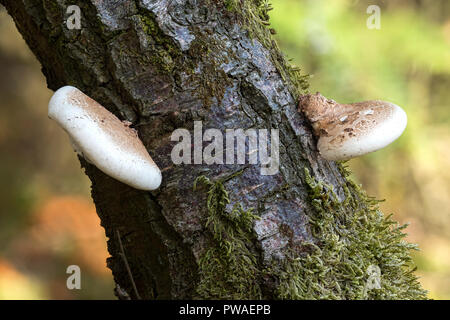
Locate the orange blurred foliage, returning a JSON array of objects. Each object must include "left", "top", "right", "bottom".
[{"left": 28, "top": 196, "right": 111, "bottom": 276}]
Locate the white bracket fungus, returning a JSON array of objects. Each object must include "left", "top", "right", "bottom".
[
  {"left": 299, "top": 92, "right": 407, "bottom": 161},
  {"left": 48, "top": 86, "right": 162, "bottom": 190}
]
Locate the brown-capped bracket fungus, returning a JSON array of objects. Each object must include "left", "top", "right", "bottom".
[
  {"left": 298, "top": 92, "right": 407, "bottom": 161},
  {"left": 48, "top": 86, "right": 162, "bottom": 191}
]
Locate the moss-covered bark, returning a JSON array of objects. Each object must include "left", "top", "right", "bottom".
[{"left": 1, "top": 0, "right": 426, "bottom": 299}]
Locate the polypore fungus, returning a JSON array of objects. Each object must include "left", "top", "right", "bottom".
[
  {"left": 299, "top": 92, "right": 407, "bottom": 161},
  {"left": 48, "top": 86, "right": 162, "bottom": 190}
]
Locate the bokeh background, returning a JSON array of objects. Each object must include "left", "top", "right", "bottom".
[{"left": 0, "top": 0, "right": 449, "bottom": 299}]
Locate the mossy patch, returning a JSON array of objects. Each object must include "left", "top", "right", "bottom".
[
  {"left": 134, "top": 12, "right": 182, "bottom": 74},
  {"left": 193, "top": 166, "right": 426, "bottom": 300},
  {"left": 187, "top": 35, "right": 233, "bottom": 107},
  {"left": 193, "top": 172, "right": 262, "bottom": 299},
  {"left": 272, "top": 168, "right": 427, "bottom": 300}
]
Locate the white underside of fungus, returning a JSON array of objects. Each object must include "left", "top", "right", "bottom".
[{"left": 48, "top": 86, "right": 162, "bottom": 191}]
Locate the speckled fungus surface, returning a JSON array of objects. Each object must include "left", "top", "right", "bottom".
[
  {"left": 299, "top": 92, "right": 407, "bottom": 161},
  {"left": 48, "top": 86, "right": 162, "bottom": 191}
]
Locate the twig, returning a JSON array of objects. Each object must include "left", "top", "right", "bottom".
[{"left": 116, "top": 229, "right": 141, "bottom": 300}]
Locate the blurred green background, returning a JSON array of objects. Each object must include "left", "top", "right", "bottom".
[{"left": 0, "top": 0, "right": 449, "bottom": 299}]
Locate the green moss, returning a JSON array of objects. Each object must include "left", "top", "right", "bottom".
[
  {"left": 187, "top": 36, "right": 233, "bottom": 107},
  {"left": 192, "top": 167, "right": 426, "bottom": 300},
  {"left": 224, "top": 0, "right": 236, "bottom": 12},
  {"left": 272, "top": 168, "right": 427, "bottom": 300},
  {"left": 193, "top": 172, "right": 262, "bottom": 299},
  {"left": 134, "top": 13, "right": 182, "bottom": 74}
]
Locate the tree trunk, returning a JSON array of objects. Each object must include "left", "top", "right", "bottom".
[{"left": 1, "top": 0, "right": 426, "bottom": 299}]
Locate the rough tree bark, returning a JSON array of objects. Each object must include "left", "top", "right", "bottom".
[{"left": 1, "top": 0, "right": 426, "bottom": 299}]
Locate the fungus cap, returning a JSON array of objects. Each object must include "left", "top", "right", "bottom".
[
  {"left": 48, "top": 86, "right": 162, "bottom": 190},
  {"left": 299, "top": 93, "right": 407, "bottom": 161}
]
